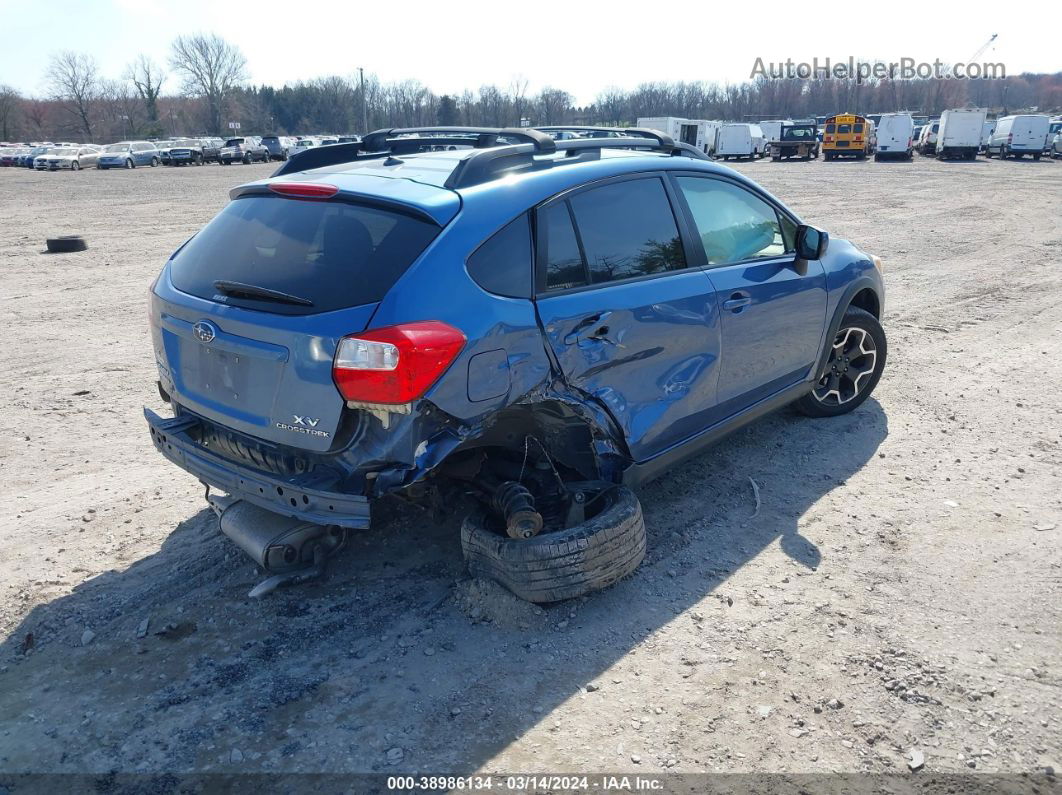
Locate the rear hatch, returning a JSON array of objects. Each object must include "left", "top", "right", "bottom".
[{"left": 153, "top": 179, "right": 455, "bottom": 452}]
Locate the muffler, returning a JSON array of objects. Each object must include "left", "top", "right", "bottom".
[{"left": 207, "top": 492, "right": 345, "bottom": 597}]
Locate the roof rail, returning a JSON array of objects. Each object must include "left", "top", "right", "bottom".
[
  {"left": 444, "top": 131, "right": 710, "bottom": 190},
  {"left": 361, "top": 126, "right": 556, "bottom": 153},
  {"left": 535, "top": 125, "right": 662, "bottom": 140},
  {"left": 272, "top": 126, "right": 556, "bottom": 177}
]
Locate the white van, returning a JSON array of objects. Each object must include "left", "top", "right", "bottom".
[
  {"left": 936, "top": 109, "right": 987, "bottom": 160},
  {"left": 916, "top": 120, "right": 939, "bottom": 155},
  {"left": 981, "top": 121, "right": 996, "bottom": 152},
  {"left": 874, "top": 113, "right": 914, "bottom": 160},
  {"left": 636, "top": 117, "right": 721, "bottom": 155},
  {"left": 759, "top": 120, "right": 784, "bottom": 155},
  {"left": 715, "top": 123, "right": 765, "bottom": 160},
  {"left": 986, "top": 114, "right": 1050, "bottom": 160}
]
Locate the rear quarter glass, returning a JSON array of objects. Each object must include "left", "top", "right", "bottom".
[{"left": 167, "top": 195, "right": 440, "bottom": 316}]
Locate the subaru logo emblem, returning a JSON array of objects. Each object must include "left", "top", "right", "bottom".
[{"left": 193, "top": 320, "right": 217, "bottom": 343}]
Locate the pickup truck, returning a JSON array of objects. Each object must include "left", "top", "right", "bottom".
[{"left": 771, "top": 123, "right": 819, "bottom": 161}]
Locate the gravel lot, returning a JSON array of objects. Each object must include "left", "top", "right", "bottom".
[{"left": 0, "top": 155, "right": 1060, "bottom": 782}]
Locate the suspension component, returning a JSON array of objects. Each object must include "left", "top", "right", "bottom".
[{"left": 492, "top": 481, "right": 544, "bottom": 540}]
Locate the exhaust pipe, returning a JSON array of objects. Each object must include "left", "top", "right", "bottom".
[{"left": 207, "top": 492, "right": 345, "bottom": 597}]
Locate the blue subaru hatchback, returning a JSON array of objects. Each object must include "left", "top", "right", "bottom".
[{"left": 146, "top": 127, "right": 886, "bottom": 602}]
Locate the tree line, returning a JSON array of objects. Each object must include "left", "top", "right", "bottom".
[{"left": 1, "top": 33, "right": 1058, "bottom": 143}]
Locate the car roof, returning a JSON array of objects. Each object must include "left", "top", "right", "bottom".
[{"left": 232, "top": 145, "right": 788, "bottom": 229}]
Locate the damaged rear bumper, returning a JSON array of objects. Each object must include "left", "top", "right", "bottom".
[{"left": 144, "top": 408, "right": 371, "bottom": 529}]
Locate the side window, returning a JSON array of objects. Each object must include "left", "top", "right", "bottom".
[
  {"left": 676, "top": 177, "right": 788, "bottom": 265},
  {"left": 542, "top": 202, "right": 587, "bottom": 291},
  {"left": 567, "top": 177, "right": 685, "bottom": 284},
  {"left": 467, "top": 214, "right": 533, "bottom": 299}
]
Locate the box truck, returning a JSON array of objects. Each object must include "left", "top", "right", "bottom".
[
  {"left": 935, "top": 109, "right": 987, "bottom": 160},
  {"left": 636, "top": 117, "right": 720, "bottom": 155},
  {"left": 874, "top": 113, "right": 914, "bottom": 160},
  {"left": 986, "top": 114, "right": 1051, "bottom": 160},
  {"left": 714, "top": 123, "right": 765, "bottom": 160}
]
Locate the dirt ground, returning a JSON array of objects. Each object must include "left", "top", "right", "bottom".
[{"left": 0, "top": 153, "right": 1060, "bottom": 784}]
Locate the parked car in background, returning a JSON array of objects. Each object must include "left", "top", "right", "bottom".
[
  {"left": 219, "top": 137, "right": 270, "bottom": 164},
  {"left": 935, "top": 109, "right": 987, "bottom": 160},
  {"left": 916, "top": 121, "right": 939, "bottom": 155},
  {"left": 20, "top": 145, "right": 54, "bottom": 167},
  {"left": 97, "top": 141, "right": 160, "bottom": 169},
  {"left": 715, "top": 123, "right": 765, "bottom": 160},
  {"left": 155, "top": 140, "right": 177, "bottom": 164},
  {"left": 1052, "top": 131, "right": 1062, "bottom": 159},
  {"left": 167, "top": 139, "right": 210, "bottom": 165},
  {"left": 35, "top": 145, "right": 103, "bottom": 170},
  {"left": 874, "top": 113, "right": 914, "bottom": 160},
  {"left": 318, "top": 138, "right": 339, "bottom": 146},
  {"left": 337, "top": 135, "right": 361, "bottom": 144},
  {"left": 199, "top": 137, "right": 224, "bottom": 163},
  {"left": 1, "top": 147, "right": 30, "bottom": 166},
  {"left": 144, "top": 125, "right": 887, "bottom": 604},
  {"left": 261, "top": 135, "right": 295, "bottom": 161},
  {"left": 986, "top": 114, "right": 1050, "bottom": 160},
  {"left": 293, "top": 137, "right": 320, "bottom": 155}
]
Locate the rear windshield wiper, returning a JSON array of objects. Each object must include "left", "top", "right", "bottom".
[{"left": 213, "top": 280, "right": 314, "bottom": 307}]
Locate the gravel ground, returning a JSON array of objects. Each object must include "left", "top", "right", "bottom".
[{"left": 0, "top": 155, "right": 1060, "bottom": 781}]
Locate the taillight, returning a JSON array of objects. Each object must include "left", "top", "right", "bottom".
[
  {"left": 824, "top": 135, "right": 833, "bottom": 142},
  {"left": 269, "top": 182, "right": 339, "bottom": 199},
  {"left": 333, "top": 321, "right": 466, "bottom": 405},
  {"left": 854, "top": 135, "right": 862, "bottom": 141}
]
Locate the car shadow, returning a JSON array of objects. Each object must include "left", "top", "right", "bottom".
[{"left": 0, "top": 398, "right": 887, "bottom": 776}]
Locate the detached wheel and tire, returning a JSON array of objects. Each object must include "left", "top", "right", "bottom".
[
  {"left": 46, "top": 235, "right": 87, "bottom": 253},
  {"left": 795, "top": 307, "right": 887, "bottom": 418},
  {"left": 461, "top": 482, "right": 646, "bottom": 604}
]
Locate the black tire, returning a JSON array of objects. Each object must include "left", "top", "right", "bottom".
[
  {"left": 461, "top": 483, "right": 646, "bottom": 604},
  {"left": 46, "top": 235, "right": 87, "bottom": 253},
  {"left": 795, "top": 307, "right": 886, "bottom": 418},
  {"left": 71, "top": 160, "right": 80, "bottom": 171},
  {"left": 125, "top": 158, "right": 134, "bottom": 169},
  {"left": 242, "top": 153, "right": 251, "bottom": 165},
  {"left": 1033, "top": 153, "right": 1041, "bottom": 161},
  {"left": 151, "top": 157, "right": 159, "bottom": 167}
]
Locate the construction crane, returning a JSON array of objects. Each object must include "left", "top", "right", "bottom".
[{"left": 967, "top": 34, "right": 999, "bottom": 63}]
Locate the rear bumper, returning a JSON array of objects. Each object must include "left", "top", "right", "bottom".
[{"left": 145, "top": 407, "right": 371, "bottom": 529}]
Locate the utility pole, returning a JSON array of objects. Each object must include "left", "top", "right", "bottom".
[{"left": 359, "top": 67, "right": 368, "bottom": 135}]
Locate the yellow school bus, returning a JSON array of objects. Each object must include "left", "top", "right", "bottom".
[{"left": 822, "top": 113, "right": 876, "bottom": 160}]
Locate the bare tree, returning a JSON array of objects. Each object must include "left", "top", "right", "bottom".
[
  {"left": 169, "top": 33, "right": 248, "bottom": 134},
  {"left": 0, "top": 85, "right": 21, "bottom": 140},
  {"left": 46, "top": 51, "right": 101, "bottom": 139},
  {"left": 126, "top": 54, "right": 165, "bottom": 130},
  {"left": 536, "top": 87, "right": 572, "bottom": 125}
]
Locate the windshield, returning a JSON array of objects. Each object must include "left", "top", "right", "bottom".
[
  {"left": 105, "top": 143, "right": 130, "bottom": 153},
  {"left": 169, "top": 196, "right": 441, "bottom": 316}
]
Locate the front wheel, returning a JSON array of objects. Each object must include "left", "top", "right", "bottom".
[
  {"left": 795, "top": 308, "right": 887, "bottom": 418},
  {"left": 71, "top": 160, "right": 80, "bottom": 171},
  {"left": 125, "top": 158, "right": 134, "bottom": 169},
  {"left": 151, "top": 157, "right": 159, "bottom": 167}
]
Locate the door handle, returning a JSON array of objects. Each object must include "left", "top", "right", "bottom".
[
  {"left": 564, "top": 312, "right": 613, "bottom": 345},
  {"left": 722, "top": 292, "right": 752, "bottom": 311}
]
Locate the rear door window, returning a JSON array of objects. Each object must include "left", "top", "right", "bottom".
[
  {"left": 169, "top": 196, "right": 439, "bottom": 315},
  {"left": 567, "top": 177, "right": 685, "bottom": 284},
  {"left": 541, "top": 203, "right": 587, "bottom": 291}
]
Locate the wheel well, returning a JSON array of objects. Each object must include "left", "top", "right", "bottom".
[{"left": 848, "top": 287, "right": 880, "bottom": 319}]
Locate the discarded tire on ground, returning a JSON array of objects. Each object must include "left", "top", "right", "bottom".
[
  {"left": 461, "top": 482, "right": 646, "bottom": 603},
  {"left": 45, "top": 235, "right": 87, "bottom": 253}
]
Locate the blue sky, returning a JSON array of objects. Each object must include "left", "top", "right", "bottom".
[{"left": 0, "top": 0, "right": 1057, "bottom": 104}]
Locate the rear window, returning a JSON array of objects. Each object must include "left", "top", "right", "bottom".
[
  {"left": 225, "top": 138, "right": 244, "bottom": 146},
  {"left": 169, "top": 196, "right": 440, "bottom": 315}
]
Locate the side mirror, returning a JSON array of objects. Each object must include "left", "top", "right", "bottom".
[{"left": 795, "top": 224, "right": 829, "bottom": 261}]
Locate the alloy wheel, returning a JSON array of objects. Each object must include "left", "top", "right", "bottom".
[{"left": 812, "top": 326, "right": 878, "bottom": 405}]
